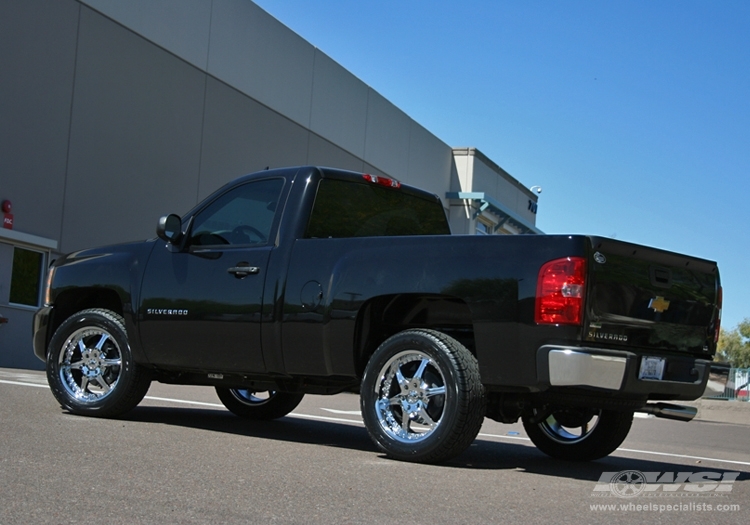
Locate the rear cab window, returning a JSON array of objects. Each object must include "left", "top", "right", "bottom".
[{"left": 305, "top": 178, "right": 450, "bottom": 238}]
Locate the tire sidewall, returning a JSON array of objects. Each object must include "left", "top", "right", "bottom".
[
  {"left": 522, "top": 409, "right": 634, "bottom": 461},
  {"left": 360, "top": 330, "right": 464, "bottom": 461},
  {"left": 215, "top": 387, "right": 304, "bottom": 420},
  {"left": 46, "top": 310, "right": 138, "bottom": 416}
]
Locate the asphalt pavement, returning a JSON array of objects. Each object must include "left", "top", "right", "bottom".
[{"left": 1, "top": 368, "right": 748, "bottom": 524}]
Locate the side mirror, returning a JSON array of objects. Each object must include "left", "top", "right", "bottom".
[{"left": 157, "top": 214, "right": 184, "bottom": 244}]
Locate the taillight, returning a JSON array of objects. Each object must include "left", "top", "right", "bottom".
[
  {"left": 714, "top": 286, "right": 723, "bottom": 343},
  {"left": 363, "top": 173, "right": 401, "bottom": 188},
  {"left": 535, "top": 257, "right": 586, "bottom": 325}
]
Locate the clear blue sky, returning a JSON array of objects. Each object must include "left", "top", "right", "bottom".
[{"left": 254, "top": 0, "right": 749, "bottom": 331}]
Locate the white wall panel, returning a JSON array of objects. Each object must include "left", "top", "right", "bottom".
[
  {"left": 363, "top": 89, "right": 411, "bottom": 179},
  {"left": 0, "top": 0, "right": 79, "bottom": 242},
  {"left": 307, "top": 134, "right": 365, "bottom": 173},
  {"left": 310, "top": 50, "right": 368, "bottom": 159},
  {"left": 80, "top": 0, "right": 212, "bottom": 69},
  {"left": 515, "top": 190, "right": 537, "bottom": 224},
  {"left": 198, "top": 78, "right": 309, "bottom": 200},
  {"left": 472, "top": 160, "right": 501, "bottom": 199},
  {"left": 63, "top": 8, "right": 205, "bottom": 252},
  {"left": 452, "top": 150, "right": 472, "bottom": 192},
  {"left": 405, "top": 122, "right": 453, "bottom": 199},
  {"left": 207, "top": 0, "right": 314, "bottom": 128}
]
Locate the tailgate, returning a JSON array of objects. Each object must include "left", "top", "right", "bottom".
[{"left": 585, "top": 237, "right": 721, "bottom": 356}]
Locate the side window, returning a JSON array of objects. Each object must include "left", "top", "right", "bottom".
[
  {"left": 305, "top": 179, "right": 450, "bottom": 238},
  {"left": 9, "top": 246, "right": 45, "bottom": 307},
  {"left": 475, "top": 221, "right": 490, "bottom": 235},
  {"left": 189, "top": 178, "right": 284, "bottom": 247}
]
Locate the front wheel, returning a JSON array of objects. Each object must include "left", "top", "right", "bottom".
[
  {"left": 522, "top": 407, "right": 633, "bottom": 461},
  {"left": 360, "top": 329, "right": 486, "bottom": 464},
  {"left": 46, "top": 308, "right": 151, "bottom": 417},
  {"left": 215, "top": 388, "right": 304, "bottom": 420}
]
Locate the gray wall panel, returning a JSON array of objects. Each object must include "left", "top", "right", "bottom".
[
  {"left": 198, "top": 78, "right": 309, "bottom": 200},
  {"left": 363, "top": 89, "right": 411, "bottom": 179},
  {"left": 306, "top": 135, "right": 365, "bottom": 173},
  {"left": 0, "top": 0, "right": 79, "bottom": 241},
  {"left": 0, "top": 307, "right": 42, "bottom": 369},
  {"left": 363, "top": 163, "right": 388, "bottom": 178},
  {"left": 405, "top": 121, "right": 453, "bottom": 200},
  {"left": 310, "top": 50, "right": 368, "bottom": 159},
  {"left": 0, "top": 243, "right": 12, "bottom": 305},
  {"left": 80, "top": 0, "right": 212, "bottom": 70},
  {"left": 62, "top": 7, "right": 206, "bottom": 252},
  {"left": 208, "top": 0, "right": 315, "bottom": 128}
]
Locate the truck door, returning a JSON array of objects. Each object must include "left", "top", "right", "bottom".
[{"left": 139, "top": 178, "right": 285, "bottom": 373}]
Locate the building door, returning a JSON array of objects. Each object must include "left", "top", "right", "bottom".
[{"left": 0, "top": 241, "right": 47, "bottom": 370}]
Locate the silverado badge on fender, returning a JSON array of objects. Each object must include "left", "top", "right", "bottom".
[{"left": 146, "top": 308, "right": 189, "bottom": 316}]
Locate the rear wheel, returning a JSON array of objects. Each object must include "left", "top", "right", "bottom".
[
  {"left": 522, "top": 407, "right": 633, "bottom": 461},
  {"left": 360, "top": 329, "right": 486, "bottom": 464},
  {"left": 46, "top": 308, "right": 151, "bottom": 417},
  {"left": 215, "top": 388, "right": 304, "bottom": 420}
]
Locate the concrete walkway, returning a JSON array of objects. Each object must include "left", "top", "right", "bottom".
[{"left": 683, "top": 398, "right": 750, "bottom": 426}]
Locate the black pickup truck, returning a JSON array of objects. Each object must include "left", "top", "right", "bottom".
[{"left": 33, "top": 166, "right": 722, "bottom": 464}]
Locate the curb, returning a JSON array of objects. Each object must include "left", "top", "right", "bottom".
[{"left": 682, "top": 398, "right": 750, "bottom": 426}]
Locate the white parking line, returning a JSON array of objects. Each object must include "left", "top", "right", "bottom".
[
  {"left": 478, "top": 432, "right": 530, "bottom": 442},
  {"left": 0, "top": 379, "right": 48, "bottom": 388},
  {"left": 615, "top": 448, "right": 750, "bottom": 467},
  {"left": 289, "top": 412, "right": 364, "bottom": 425},
  {"left": 143, "top": 395, "right": 224, "bottom": 408},
  {"left": 2, "top": 376, "right": 748, "bottom": 467}
]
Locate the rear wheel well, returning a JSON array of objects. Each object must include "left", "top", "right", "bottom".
[{"left": 354, "top": 294, "right": 475, "bottom": 377}]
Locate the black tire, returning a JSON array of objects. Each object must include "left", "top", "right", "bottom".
[
  {"left": 46, "top": 308, "right": 151, "bottom": 418},
  {"left": 215, "top": 388, "right": 304, "bottom": 420},
  {"left": 360, "top": 329, "right": 486, "bottom": 464},
  {"left": 522, "top": 408, "right": 634, "bottom": 461}
]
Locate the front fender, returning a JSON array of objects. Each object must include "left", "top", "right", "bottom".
[{"left": 42, "top": 241, "right": 156, "bottom": 362}]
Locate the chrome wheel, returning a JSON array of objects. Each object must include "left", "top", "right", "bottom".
[
  {"left": 361, "top": 330, "right": 485, "bottom": 463},
  {"left": 47, "top": 309, "right": 151, "bottom": 417},
  {"left": 522, "top": 407, "right": 634, "bottom": 461},
  {"left": 230, "top": 389, "right": 275, "bottom": 405},
  {"left": 58, "top": 326, "right": 123, "bottom": 403},
  {"left": 215, "top": 387, "right": 304, "bottom": 420},
  {"left": 373, "top": 350, "right": 448, "bottom": 443},
  {"left": 538, "top": 410, "right": 600, "bottom": 444}
]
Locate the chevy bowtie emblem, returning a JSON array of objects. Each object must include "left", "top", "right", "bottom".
[{"left": 648, "top": 296, "right": 670, "bottom": 313}]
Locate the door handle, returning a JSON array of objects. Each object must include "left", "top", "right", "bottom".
[{"left": 227, "top": 265, "right": 260, "bottom": 278}]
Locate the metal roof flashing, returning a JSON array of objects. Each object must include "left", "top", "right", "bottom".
[
  {"left": 446, "top": 192, "right": 543, "bottom": 235},
  {"left": 0, "top": 228, "right": 58, "bottom": 250}
]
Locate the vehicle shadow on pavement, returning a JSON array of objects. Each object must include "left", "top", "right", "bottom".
[
  {"left": 449, "top": 439, "right": 750, "bottom": 482},
  {"left": 123, "top": 404, "right": 376, "bottom": 451},
  {"left": 121, "top": 405, "right": 750, "bottom": 483}
]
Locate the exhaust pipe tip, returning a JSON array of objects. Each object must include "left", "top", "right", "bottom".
[{"left": 637, "top": 402, "right": 697, "bottom": 422}]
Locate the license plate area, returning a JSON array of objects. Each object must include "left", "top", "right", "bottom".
[{"left": 639, "top": 356, "right": 666, "bottom": 380}]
